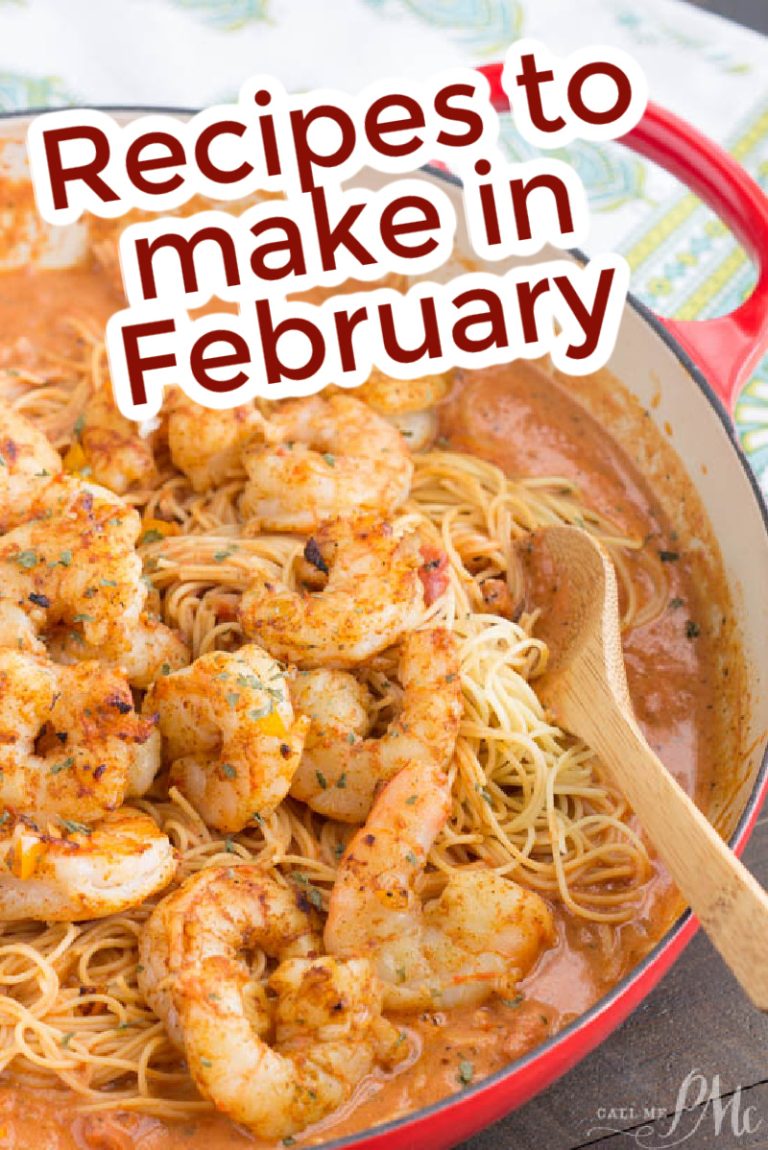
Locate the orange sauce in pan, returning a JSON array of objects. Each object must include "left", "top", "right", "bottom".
[{"left": 0, "top": 265, "right": 738, "bottom": 1149}]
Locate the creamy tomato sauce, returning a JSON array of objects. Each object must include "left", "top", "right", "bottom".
[{"left": 0, "top": 262, "right": 738, "bottom": 1150}]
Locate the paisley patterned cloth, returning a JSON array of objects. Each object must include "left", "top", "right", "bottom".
[{"left": 0, "top": 0, "right": 766, "bottom": 491}]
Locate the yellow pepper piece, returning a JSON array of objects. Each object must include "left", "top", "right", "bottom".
[
  {"left": 140, "top": 517, "right": 181, "bottom": 541},
  {"left": 62, "top": 442, "right": 88, "bottom": 474},
  {"left": 255, "top": 710, "right": 288, "bottom": 738},
  {"left": 10, "top": 828, "right": 45, "bottom": 879}
]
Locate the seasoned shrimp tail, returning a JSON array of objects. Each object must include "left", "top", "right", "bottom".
[
  {"left": 0, "top": 475, "right": 142, "bottom": 652},
  {"left": 0, "top": 399, "right": 61, "bottom": 532},
  {"left": 240, "top": 393, "right": 412, "bottom": 533},
  {"left": 0, "top": 650, "right": 160, "bottom": 823},
  {"left": 325, "top": 761, "right": 556, "bottom": 1011},
  {"left": 353, "top": 369, "right": 452, "bottom": 415},
  {"left": 167, "top": 391, "right": 263, "bottom": 492},
  {"left": 0, "top": 472, "right": 190, "bottom": 684},
  {"left": 78, "top": 383, "right": 157, "bottom": 495},
  {"left": 177, "top": 954, "right": 405, "bottom": 1140},
  {"left": 139, "top": 865, "right": 405, "bottom": 1140},
  {"left": 291, "top": 628, "right": 462, "bottom": 821},
  {"left": 139, "top": 865, "right": 321, "bottom": 1049},
  {"left": 0, "top": 808, "right": 176, "bottom": 921},
  {"left": 144, "top": 644, "right": 308, "bottom": 832},
  {"left": 240, "top": 515, "right": 426, "bottom": 669}
]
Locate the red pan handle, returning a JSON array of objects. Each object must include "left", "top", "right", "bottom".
[{"left": 477, "top": 61, "right": 768, "bottom": 412}]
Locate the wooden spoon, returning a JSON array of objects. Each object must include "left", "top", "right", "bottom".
[{"left": 522, "top": 523, "right": 768, "bottom": 1010}]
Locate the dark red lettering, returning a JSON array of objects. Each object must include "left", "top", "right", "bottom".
[
  {"left": 553, "top": 268, "right": 616, "bottom": 359},
  {"left": 452, "top": 288, "right": 508, "bottom": 352},
  {"left": 515, "top": 53, "right": 565, "bottom": 134},
  {"left": 195, "top": 121, "right": 253, "bottom": 184},
  {"left": 250, "top": 216, "right": 307, "bottom": 281},
  {"left": 289, "top": 103, "right": 356, "bottom": 192},
  {"left": 364, "top": 94, "right": 424, "bottom": 157},
  {"left": 568, "top": 62, "right": 632, "bottom": 126},
  {"left": 310, "top": 187, "right": 375, "bottom": 272},
  {"left": 121, "top": 318, "right": 177, "bottom": 406},
  {"left": 255, "top": 299, "right": 325, "bottom": 384},
  {"left": 43, "top": 125, "right": 118, "bottom": 211},
  {"left": 434, "top": 82, "right": 485, "bottom": 147},
  {"left": 379, "top": 195, "right": 440, "bottom": 260},
  {"left": 190, "top": 329, "right": 250, "bottom": 392},
  {"left": 135, "top": 226, "right": 240, "bottom": 300},
  {"left": 510, "top": 173, "right": 574, "bottom": 242}
]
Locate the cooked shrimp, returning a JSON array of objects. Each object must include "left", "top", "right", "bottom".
[
  {"left": 0, "top": 474, "right": 189, "bottom": 684},
  {"left": 0, "top": 808, "right": 176, "bottom": 921},
  {"left": 291, "top": 629, "right": 462, "bottom": 821},
  {"left": 240, "top": 394, "right": 412, "bottom": 532},
  {"left": 387, "top": 409, "right": 438, "bottom": 452},
  {"left": 240, "top": 515, "right": 425, "bottom": 669},
  {"left": 49, "top": 612, "right": 190, "bottom": 691},
  {"left": 0, "top": 475, "right": 143, "bottom": 653},
  {"left": 0, "top": 650, "right": 159, "bottom": 823},
  {"left": 144, "top": 645, "right": 309, "bottom": 832},
  {"left": 325, "top": 762, "right": 556, "bottom": 1011},
  {"left": 79, "top": 383, "right": 157, "bottom": 494},
  {"left": 139, "top": 866, "right": 405, "bottom": 1139},
  {"left": 167, "top": 391, "right": 263, "bottom": 493},
  {"left": 0, "top": 399, "right": 61, "bottom": 531},
  {"left": 138, "top": 866, "right": 321, "bottom": 1049},
  {"left": 353, "top": 369, "right": 452, "bottom": 415}
]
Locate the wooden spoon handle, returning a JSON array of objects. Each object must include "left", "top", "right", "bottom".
[{"left": 579, "top": 701, "right": 768, "bottom": 1009}]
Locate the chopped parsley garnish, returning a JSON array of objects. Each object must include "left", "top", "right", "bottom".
[
  {"left": 214, "top": 549, "right": 234, "bottom": 562},
  {"left": 291, "top": 871, "right": 323, "bottom": 910},
  {"left": 140, "top": 529, "right": 164, "bottom": 545},
  {"left": 226, "top": 692, "right": 240, "bottom": 709},
  {"left": 405, "top": 794, "right": 418, "bottom": 805},
  {"left": 336, "top": 772, "right": 347, "bottom": 789},
  {"left": 60, "top": 818, "right": 92, "bottom": 836},
  {"left": 72, "top": 613, "right": 94, "bottom": 623},
  {"left": 160, "top": 663, "right": 172, "bottom": 675},
  {"left": 658, "top": 549, "right": 680, "bottom": 563},
  {"left": 315, "top": 770, "right": 328, "bottom": 790},
  {"left": 322, "top": 452, "right": 336, "bottom": 467},
  {"left": 669, "top": 596, "right": 685, "bottom": 610},
  {"left": 58, "top": 549, "right": 72, "bottom": 567},
  {"left": 685, "top": 620, "right": 701, "bottom": 639},
  {"left": 50, "top": 756, "right": 75, "bottom": 775},
  {"left": 13, "top": 549, "right": 38, "bottom": 569},
  {"left": 458, "top": 1060, "right": 474, "bottom": 1086},
  {"left": 221, "top": 763, "right": 237, "bottom": 779}
]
